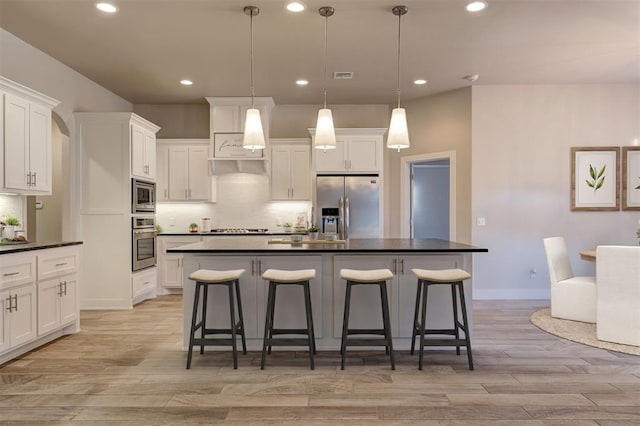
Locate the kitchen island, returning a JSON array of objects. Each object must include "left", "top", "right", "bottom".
[{"left": 168, "top": 238, "right": 487, "bottom": 351}]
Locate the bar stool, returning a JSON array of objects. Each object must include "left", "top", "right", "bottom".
[
  {"left": 261, "top": 269, "right": 317, "bottom": 370},
  {"left": 410, "top": 268, "right": 473, "bottom": 370},
  {"left": 186, "top": 269, "right": 247, "bottom": 370},
  {"left": 340, "top": 268, "right": 395, "bottom": 370}
]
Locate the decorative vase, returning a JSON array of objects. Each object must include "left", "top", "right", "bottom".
[
  {"left": 309, "top": 232, "right": 319, "bottom": 240},
  {"left": 283, "top": 226, "right": 292, "bottom": 233}
]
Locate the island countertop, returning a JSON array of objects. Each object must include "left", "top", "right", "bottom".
[
  {"left": 0, "top": 240, "right": 83, "bottom": 255},
  {"left": 167, "top": 238, "right": 488, "bottom": 254}
]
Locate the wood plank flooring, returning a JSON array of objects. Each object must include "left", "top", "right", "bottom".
[{"left": 1, "top": 296, "right": 639, "bottom": 424}]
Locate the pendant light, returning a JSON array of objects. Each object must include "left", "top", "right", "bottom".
[
  {"left": 314, "top": 6, "right": 336, "bottom": 151},
  {"left": 387, "top": 5, "right": 410, "bottom": 151},
  {"left": 242, "top": 6, "right": 265, "bottom": 151}
]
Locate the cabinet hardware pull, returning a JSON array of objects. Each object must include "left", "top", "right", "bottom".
[
  {"left": 63, "top": 280, "right": 68, "bottom": 296},
  {"left": 3, "top": 272, "right": 19, "bottom": 277},
  {"left": 12, "top": 294, "right": 18, "bottom": 311},
  {"left": 58, "top": 282, "right": 63, "bottom": 297},
  {"left": 33, "top": 172, "right": 37, "bottom": 186},
  {"left": 251, "top": 260, "right": 255, "bottom": 276},
  {"left": 258, "top": 260, "right": 262, "bottom": 275},
  {"left": 184, "top": 189, "right": 188, "bottom": 198},
  {"left": 188, "top": 188, "right": 192, "bottom": 198},
  {"left": 5, "top": 297, "right": 11, "bottom": 312},
  {"left": 27, "top": 172, "right": 32, "bottom": 186},
  {"left": 143, "top": 281, "right": 150, "bottom": 285},
  {"left": 392, "top": 259, "right": 397, "bottom": 274},
  {"left": 400, "top": 259, "right": 405, "bottom": 274},
  {"left": 164, "top": 189, "right": 168, "bottom": 198},
  {"left": 55, "top": 262, "right": 68, "bottom": 267},
  {"left": 291, "top": 188, "right": 294, "bottom": 198}
]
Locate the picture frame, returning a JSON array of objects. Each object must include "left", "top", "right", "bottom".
[
  {"left": 213, "top": 132, "right": 263, "bottom": 158},
  {"left": 622, "top": 146, "right": 640, "bottom": 210},
  {"left": 571, "top": 147, "right": 620, "bottom": 211}
]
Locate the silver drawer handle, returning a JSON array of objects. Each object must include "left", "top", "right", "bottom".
[
  {"left": 3, "top": 272, "right": 19, "bottom": 277},
  {"left": 55, "top": 262, "right": 68, "bottom": 267}
]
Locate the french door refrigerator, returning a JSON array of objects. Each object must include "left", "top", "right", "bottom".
[{"left": 316, "top": 175, "right": 380, "bottom": 239}]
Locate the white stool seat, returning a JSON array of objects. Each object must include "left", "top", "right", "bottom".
[
  {"left": 262, "top": 269, "right": 316, "bottom": 282},
  {"left": 340, "top": 268, "right": 393, "bottom": 283},
  {"left": 189, "top": 269, "right": 245, "bottom": 283},
  {"left": 412, "top": 268, "right": 470, "bottom": 282}
]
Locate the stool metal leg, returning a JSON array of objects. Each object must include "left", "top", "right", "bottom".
[
  {"left": 457, "top": 281, "right": 474, "bottom": 370},
  {"left": 418, "top": 281, "right": 429, "bottom": 370},
  {"left": 228, "top": 282, "right": 238, "bottom": 369},
  {"left": 451, "top": 284, "right": 461, "bottom": 356},
  {"left": 267, "top": 282, "right": 278, "bottom": 355},
  {"left": 303, "top": 281, "right": 315, "bottom": 370},
  {"left": 200, "top": 284, "right": 208, "bottom": 355},
  {"left": 187, "top": 282, "right": 201, "bottom": 369},
  {"left": 410, "top": 279, "right": 423, "bottom": 355},
  {"left": 234, "top": 279, "right": 247, "bottom": 355},
  {"left": 340, "top": 281, "right": 353, "bottom": 370},
  {"left": 379, "top": 281, "right": 395, "bottom": 370},
  {"left": 261, "top": 281, "right": 276, "bottom": 369},
  {"left": 304, "top": 281, "right": 317, "bottom": 355}
]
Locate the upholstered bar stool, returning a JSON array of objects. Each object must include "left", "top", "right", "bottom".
[
  {"left": 410, "top": 268, "right": 473, "bottom": 370},
  {"left": 339, "top": 268, "right": 395, "bottom": 370},
  {"left": 261, "top": 269, "right": 317, "bottom": 370},
  {"left": 186, "top": 269, "right": 247, "bottom": 370}
]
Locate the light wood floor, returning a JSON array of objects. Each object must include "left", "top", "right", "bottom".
[{"left": 1, "top": 296, "right": 639, "bottom": 424}]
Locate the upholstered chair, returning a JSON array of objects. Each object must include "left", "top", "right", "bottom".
[
  {"left": 596, "top": 245, "right": 640, "bottom": 346},
  {"left": 543, "top": 237, "right": 596, "bottom": 323}
]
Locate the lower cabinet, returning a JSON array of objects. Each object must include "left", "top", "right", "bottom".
[
  {"left": 132, "top": 267, "right": 157, "bottom": 303},
  {"left": 196, "top": 255, "right": 323, "bottom": 339},
  {"left": 158, "top": 236, "right": 202, "bottom": 289},
  {"left": 0, "top": 282, "right": 37, "bottom": 353},
  {"left": 37, "top": 274, "right": 78, "bottom": 335}
]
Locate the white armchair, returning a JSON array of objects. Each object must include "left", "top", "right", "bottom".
[
  {"left": 596, "top": 245, "right": 640, "bottom": 346},
  {"left": 543, "top": 237, "right": 596, "bottom": 323}
]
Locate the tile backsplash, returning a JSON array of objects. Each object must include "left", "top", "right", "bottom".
[
  {"left": 0, "top": 194, "right": 24, "bottom": 226},
  {"left": 156, "top": 173, "right": 312, "bottom": 233}
]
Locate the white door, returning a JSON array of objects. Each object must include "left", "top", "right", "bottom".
[
  {"left": 411, "top": 160, "right": 450, "bottom": 239},
  {"left": 144, "top": 131, "right": 156, "bottom": 179},
  {"left": 37, "top": 278, "right": 61, "bottom": 335},
  {"left": 131, "top": 124, "right": 146, "bottom": 178},
  {"left": 347, "top": 136, "right": 379, "bottom": 172},
  {"left": 314, "top": 139, "right": 346, "bottom": 172},
  {"left": 28, "top": 103, "right": 51, "bottom": 192},
  {"left": 10, "top": 284, "right": 37, "bottom": 347},
  {"left": 156, "top": 146, "right": 169, "bottom": 201}
]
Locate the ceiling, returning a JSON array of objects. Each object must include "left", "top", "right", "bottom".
[{"left": 1, "top": 0, "right": 638, "bottom": 105}]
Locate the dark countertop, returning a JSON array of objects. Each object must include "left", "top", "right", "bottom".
[
  {"left": 0, "top": 241, "right": 83, "bottom": 255},
  {"left": 158, "top": 232, "right": 307, "bottom": 237},
  {"left": 167, "top": 238, "right": 487, "bottom": 254}
]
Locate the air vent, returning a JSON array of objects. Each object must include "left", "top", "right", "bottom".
[{"left": 333, "top": 71, "right": 354, "bottom": 79}]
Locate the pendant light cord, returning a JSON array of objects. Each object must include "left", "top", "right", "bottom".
[
  {"left": 250, "top": 11, "right": 255, "bottom": 108},
  {"left": 396, "top": 10, "right": 401, "bottom": 109},
  {"left": 322, "top": 13, "right": 328, "bottom": 109}
]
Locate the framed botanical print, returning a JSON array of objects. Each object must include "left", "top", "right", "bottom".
[
  {"left": 622, "top": 146, "right": 640, "bottom": 210},
  {"left": 571, "top": 147, "right": 620, "bottom": 211}
]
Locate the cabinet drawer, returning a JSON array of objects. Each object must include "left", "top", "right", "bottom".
[
  {"left": 132, "top": 268, "right": 156, "bottom": 299},
  {"left": 0, "top": 253, "right": 36, "bottom": 290},
  {"left": 38, "top": 247, "right": 79, "bottom": 280}
]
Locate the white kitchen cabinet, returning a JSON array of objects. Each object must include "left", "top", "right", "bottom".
[
  {"left": 270, "top": 139, "right": 311, "bottom": 201},
  {"left": 156, "top": 145, "right": 169, "bottom": 201},
  {"left": 311, "top": 128, "right": 386, "bottom": 173},
  {"left": 158, "top": 235, "right": 202, "bottom": 289},
  {"left": 206, "top": 97, "right": 275, "bottom": 141},
  {"left": 131, "top": 123, "right": 156, "bottom": 180},
  {"left": 1, "top": 77, "right": 59, "bottom": 195},
  {"left": 168, "top": 143, "right": 210, "bottom": 201},
  {"left": 0, "top": 283, "right": 37, "bottom": 352},
  {"left": 132, "top": 267, "right": 157, "bottom": 304}
]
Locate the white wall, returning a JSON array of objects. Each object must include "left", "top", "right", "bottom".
[{"left": 471, "top": 84, "right": 640, "bottom": 299}]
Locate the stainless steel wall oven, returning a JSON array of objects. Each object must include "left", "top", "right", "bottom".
[{"left": 132, "top": 216, "right": 157, "bottom": 271}]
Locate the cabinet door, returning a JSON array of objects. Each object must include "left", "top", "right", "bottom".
[
  {"left": 9, "top": 283, "right": 37, "bottom": 348},
  {"left": 28, "top": 103, "right": 51, "bottom": 192},
  {"left": 314, "top": 138, "right": 346, "bottom": 172},
  {"left": 0, "top": 292, "right": 9, "bottom": 352},
  {"left": 37, "top": 278, "right": 61, "bottom": 335},
  {"left": 168, "top": 146, "right": 189, "bottom": 200},
  {"left": 290, "top": 146, "right": 311, "bottom": 200},
  {"left": 144, "top": 131, "right": 156, "bottom": 179},
  {"left": 4, "top": 93, "right": 29, "bottom": 191},
  {"left": 187, "top": 145, "right": 209, "bottom": 200},
  {"left": 156, "top": 145, "right": 169, "bottom": 201},
  {"left": 212, "top": 105, "right": 241, "bottom": 132},
  {"left": 347, "top": 136, "right": 379, "bottom": 172},
  {"left": 333, "top": 255, "right": 397, "bottom": 337},
  {"left": 60, "top": 275, "right": 78, "bottom": 326},
  {"left": 162, "top": 255, "right": 183, "bottom": 288},
  {"left": 259, "top": 256, "right": 324, "bottom": 338},
  {"left": 270, "top": 147, "right": 291, "bottom": 200},
  {"left": 131, "top": 124, "right": 146, "bottom": 178},
  {"left": 196, "top": 256, "right": 259, "bottom": 338}
]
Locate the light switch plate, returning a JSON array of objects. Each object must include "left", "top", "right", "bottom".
[{"left": 476, "top": 217, "right": 486, "bottom": 226}]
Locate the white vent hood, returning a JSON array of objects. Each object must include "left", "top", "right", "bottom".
[{"left": 209, "top": 157, "right": 269, "bottom": 175}]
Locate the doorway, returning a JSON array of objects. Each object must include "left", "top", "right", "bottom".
[{"left": 401, "top": 151, "right": 456, "bottom": 240}]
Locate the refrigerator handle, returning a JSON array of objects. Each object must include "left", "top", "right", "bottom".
[
  {"left": 338, "top": 196, "right": 344, "bottom": 239},
  {"left": 344, "top": 196, "right": 350, "bottom": 240}
]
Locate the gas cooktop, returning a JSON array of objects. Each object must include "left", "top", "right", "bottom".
[{"left": 209, "top": 228, "right": 269, "bottom": 234}]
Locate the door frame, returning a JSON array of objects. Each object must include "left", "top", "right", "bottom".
[{"left": 400, "top": 151, "right": 456, "bottom": 240}]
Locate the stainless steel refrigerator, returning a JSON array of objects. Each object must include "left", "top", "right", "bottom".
[{"left": 316, "top": 175, "right": 380, "bottom": 239}]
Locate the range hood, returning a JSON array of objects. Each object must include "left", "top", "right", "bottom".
[{"left": 208, "top": 157, "right": 269, "bottom": 175}]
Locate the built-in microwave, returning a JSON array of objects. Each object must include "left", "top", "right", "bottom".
[{"left": 132, "top": 179, "right": 155, "bottom": 213}]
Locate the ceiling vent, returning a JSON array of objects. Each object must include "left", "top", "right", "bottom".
[{"left": 333, "top": 71, "right": 354, "bottom": 79}]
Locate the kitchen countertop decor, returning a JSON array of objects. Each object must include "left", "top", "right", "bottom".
[{"left": 0, "top": 241, "right": 83, "bottom": 255}]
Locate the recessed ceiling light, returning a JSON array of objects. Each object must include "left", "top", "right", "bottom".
[
  {"left": 466, "top": 1, "right": 487, "bottom": 12},
  {"left": 180, "top": 79, "right": 193, "bottom": 86},
  {"left": 296, "top": 79, "right": 309, "bottom": 86},
  {"left": 96, "top": 2, "right": 118, "bottom": 13},
  {"left": 462, "top": 74, "right": 480, "bottom": 82},
  {"left": 286, "top": 2, "right": 305, "bottom": 12},
  {"left": 414, "top": 79, "right": 427, "bottom": 85}
]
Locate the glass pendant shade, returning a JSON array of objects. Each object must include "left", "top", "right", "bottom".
[
  {"left": 387, "top": 107, "right": 410, "bottom": 150},
  {"left": 314, "top": 108, "right": 337, "bottom": 150},
  {"left": 242, "top": 108, "right": 265, "bottom": 150}
]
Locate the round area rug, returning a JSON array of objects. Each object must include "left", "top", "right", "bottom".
[{"left": 530, "top": 308, "right": 640, "bottom": 356}]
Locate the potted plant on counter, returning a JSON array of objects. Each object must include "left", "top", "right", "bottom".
[
  {"left": 282, "top": 222, "right": 292, "bottom": 233},
  {"left": 307, "top": 223, "right": 320, "bottom": 240},
  {"left": 189, "top": 223, "right": 199, "bottom": 233},
  {"left": 2, "top": 215, "right": 20, "bottom": 239}
]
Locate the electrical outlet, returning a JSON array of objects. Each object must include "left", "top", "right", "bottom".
[
  {"left": 476, "top": 217, "right": 486, "bottom": 226},
  {"left": 169, "top": 217, "right": 175, "bottom": 226},
  {"left": 529, "top": 267, "right": 537, "bottom": 278}
]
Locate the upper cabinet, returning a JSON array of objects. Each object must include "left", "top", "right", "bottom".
[
  {"left": 311, "top": 128, "right": 387, "bottom": 174},
  {"left": 0, "top": 77, "right": 60, "bottom": 195},
  {"left": 270, "top": 139, "right": 311, "bottom": 201},
  {"left": 157, "top": 139, "right": 212, "bottom": 202},
  {"left": 131, "top": 123, "right": 156, "bottom": 180},
  {"left": 206, "top": 97, "right": 275, "bottom": 140}
]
